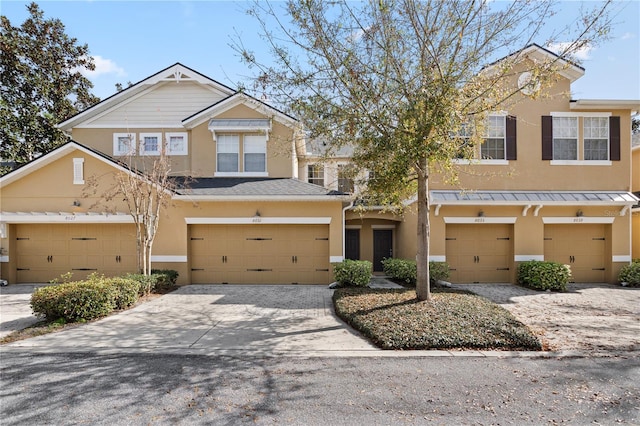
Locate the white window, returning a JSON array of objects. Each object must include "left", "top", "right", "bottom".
[
  {"left": 338, "top": 164, "right": 354, "bottom": 193},
  {"left": 308, "top": 164, "right": 324, "bottom": 186},
  {"left": 552, "top": 117, "right": 578, "bottom": 160},
  {"left": 243, "top": 135, "right": 267, "bottom": 173},
  {"left": 217, "top": 135, "right": 239, "bottom": 172},
  {"left": 113, "top": 133, "right": 135, "bottom": 156},
  {"left": 583, "top": 117, "right": 609, "bottom": 160},
  {"left": 165, "top": 132, "right": 188, "bottom": 155},
  {"left": 481, "top": 115, "right": 506, "bottom": 160},
  {"left": 140, "top": 133, "right": 162, "bottom": 156},
  {"left": 73, "top": 158, "right": 84, "bottom": 184}
]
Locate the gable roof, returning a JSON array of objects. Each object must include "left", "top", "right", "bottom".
[
  {"left": 182, "top": 92, "right": 298, "bottom": 129},
  {"left": 0, "top": 140, "right": 142, "bottom": 189},
  {"left": 484, "top": 43, "right": 585, "bottom": 83},
  {"left": 58, "top": 63, "right": 236, "bottom": 131}
]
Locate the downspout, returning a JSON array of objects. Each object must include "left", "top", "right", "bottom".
[{"left": 342, "top": 200, "right": 355, "bottom": 260}]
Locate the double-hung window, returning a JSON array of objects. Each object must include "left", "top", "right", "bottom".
[
  {"left": 542, "top": 115, "right": 620, "bottom": 163},
  {"left": 481, "top": 115, "right": 506, "bottom": 160},
  {"left": 308, "top": 164, "right": 324, "bottom": 186},
  {"left": 552, "top": 117, "right": 578, "bottom": 160},
  {"left": 217, "top": 135, "right": 239, "bottom": 172},
  {"left": 583, "top": 117, "right": 609, "bottom": 160},
  {"left": 243, "top": 135, "right": 267, "bottom": 173},
  {"left": 338, "top": 164, "right": 354, "bottom": 193},
  {"left": 140, "top": 133, "right": 161, "bottom": 156}
]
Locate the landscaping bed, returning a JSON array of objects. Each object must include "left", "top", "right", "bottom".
[{"left": 333, "top": 287, "right": 542, "bottom": 351}]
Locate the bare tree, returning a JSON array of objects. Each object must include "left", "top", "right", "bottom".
[
  {"left": 85, "top": 135, "right": 177, "bottom": 275},
  {"left": 234, "top": 0, "right": 613, "bottom": 301}
]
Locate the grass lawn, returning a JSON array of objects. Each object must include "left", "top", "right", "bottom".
[{"left": 333, "top": 287, "right": 542, "bottom": 351}]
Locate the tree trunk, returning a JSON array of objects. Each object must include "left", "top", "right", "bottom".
[{"left": 415, "top": 159, "right": 431, "bottom": 301}]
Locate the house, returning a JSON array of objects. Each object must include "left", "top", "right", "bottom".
[
  {"left": 0, "top": 46, "right": 638, "bottom": 285},
  {"left": 632, "top": 132, "right": 640, "bottom": 260}
]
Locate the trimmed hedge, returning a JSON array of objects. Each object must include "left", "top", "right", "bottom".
[
  {"left": 618, "top": 262, "right": 640, "bottom": 287},
  {"left": 151, "top": 269, "right": 179, "bottom": 291},
  {"left": 31, "top": 277, "right": 141, "bottom": 322},
  {"left": 122, "top": 273, "right": 157, "bottom": 296},
  {"left": 517, "top": 260, "right": 570, "bottom": 292},
  {"left": 381, "top": 258, "right": 450, "bottom": 286},
  {"left": 333, "top": 260, "right": 372, "bottom": 287}
]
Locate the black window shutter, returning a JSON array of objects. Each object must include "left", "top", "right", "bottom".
[
  {"left": 506, "top": 115, "right": 517, "bottom": 160},
  {"left": 609, "top": 116, "right": 620, "bottom": 161},
  {"left": 541, "top": 116, "right": 553, "bottom": 160}
]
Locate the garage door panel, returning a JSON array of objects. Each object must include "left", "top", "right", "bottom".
[
  {"left": 544, "top": 224, "right": 606, "bottom": 283},
  {"left": 190, "top": 224, "right": 330, "bottom": 284},
  {"left": 15, "top": 224, "right": 136, "bottom": 283},
  {"left": 446, "top": 224, "right": 512, "bottom": 283}
]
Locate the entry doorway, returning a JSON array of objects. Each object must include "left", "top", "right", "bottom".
[
  {"left": 345, "top": 229, "right": 360, "bottom": 260},
  {"left": 373, "top": 229, "right": 393, "bottom": 272}
]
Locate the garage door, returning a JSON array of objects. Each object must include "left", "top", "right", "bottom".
[
  {"left": 190, "top": 224, "right": 330, "bottom": 284},
  {"left": 544, "top": 224, "right": 606, "bottom": 282},
  {"left": 15, "top": 224, "right": 136, "bottom": 283},
  {"left": 445, "top": 224, "right": 512, "bottom": 283}
]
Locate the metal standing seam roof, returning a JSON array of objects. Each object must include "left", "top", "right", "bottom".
[
  {"left": 208, "top": 119, "right": 271, "bottom": 130},
  {"left": 430, "top": 190, "right": 639, "bottom": 204},
  {"left": 171, "top": 177, "right": 346, "bottom": 197}
]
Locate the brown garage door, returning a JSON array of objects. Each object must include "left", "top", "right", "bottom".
[
  {"left": 15, "top": 224, "right": 136, "bottom": 283},
  {"left": 544, "top": 224, "right": 606, "bottom": 282},
  {"left": 190, "top": 224, "right": 330, "bottom": 284},
  {"left": 446, "top": 224, "right": 512, "bottom": 283}
]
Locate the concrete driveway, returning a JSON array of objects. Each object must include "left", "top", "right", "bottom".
[{"left": 2, "top": 281, "right": 638, "bottom": 357}]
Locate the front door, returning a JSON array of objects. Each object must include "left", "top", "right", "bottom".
[
  {"left": 373, "top": 229, "right": 393, "bottom": 272},
  {"left": 345, "top": 229, "right": 360, "bottom": 260}
]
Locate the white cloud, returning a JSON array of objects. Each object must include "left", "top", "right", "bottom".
[
  {"left": 547, "top": 42, "right": 593, "bottom": 61},
  {"left": 621, "top": 32, "right": 635, "bottom": 40},
  {"left": 82, "top": 56, "right": 126, "bottom": 78}
]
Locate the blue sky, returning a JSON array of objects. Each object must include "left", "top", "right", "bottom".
[{"left": 2, "top": 0, "right": 639, "bottom": 101}]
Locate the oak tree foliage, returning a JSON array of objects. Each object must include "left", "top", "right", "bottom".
[
  {"left": 0, "top": 2, "right": 99, "bottom": 171},
  {"left": 234, "top": 0, "right": 613, "bottom": 300}
]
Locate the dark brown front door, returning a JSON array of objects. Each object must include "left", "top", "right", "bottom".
[
  {"left": 345, "top": 229, "right": 360, "bottom": 260},
  {"left": 373, "top": 229, "right": 393, "bottom": 272}
]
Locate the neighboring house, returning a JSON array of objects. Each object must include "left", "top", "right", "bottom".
[{"left": 0, "top": 46, "right": 638, "bottom": 285}]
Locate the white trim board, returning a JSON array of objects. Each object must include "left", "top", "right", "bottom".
[
  {"left": 150, "top": 256, "right": 188, "bottom": 262},
  {"left": 542, "top": 217, "right": 615, "bottom": 224},
  {"left": 185, "top": 217, "right": 332, "bottom": 225},
  {"left": 443, "top": 217, "right": 517, "bottom": 224},
  {"left": 515, "top": 255, "right": 545, "bottom": 262}
]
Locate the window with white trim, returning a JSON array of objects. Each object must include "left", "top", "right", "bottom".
[
  {"left": 583, "top": 117, "right": 609, "bottom": 160},
  {"left": 481, "top": 115, "right": 506, "bottom": 160},
  {"left": 308, "top": 164, "right": 324, "bottom": 186},
  {"left": 552, "top": 117, "right": 578, "bottom": 160},
  {"left": 338, "top": 164, "right": 354, "bottom": 193},
  {"left": 165, "top": 132, "right": 188, "bottom": 155},
  {"left": 243, "top": 135, "right": 267, "bottom": 172},
  {"left": 140, "top": 133, "right": 161, "bottom": 155},
  {"left": 217, "top": 135, "right": 239, "bottom": 172},
  {"left": 113, "top": 133, "right": 135, "bottom": 156}
]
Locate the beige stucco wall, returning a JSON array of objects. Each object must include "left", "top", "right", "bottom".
[{"left": 0, "top": 149, "right": 345, "bottom": 284}]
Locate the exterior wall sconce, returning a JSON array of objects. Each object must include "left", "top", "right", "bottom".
[
  {"left": 477, "top": 210, "right": 484, "bottom": 217},
  {"left": 576, "top": 210, "right": 583, "bottom": 217},
  {"left": 72, "top": 200, "right": 81, "bottom": 207},
  {"left": 254, "top": 210, "right": 261, "bottom": 217}
]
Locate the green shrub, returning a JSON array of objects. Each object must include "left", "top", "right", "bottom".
[
  {"left": 517, "top": 260, "right": 571, "bottom": 292},
  {"left": 122, "top": 273, "right": 157, "bottom": 296},
  {"left": 31, "top": 281, "right": 118, "bottom": 322},
  {"left": 108, "top": 277, "right": 140, "bottom": 309},
  {"left": 618, "top": 262, "right": 640, "bottom": 287},
  {"left": 382, "top": 258, "right": 450, "bottom": 286},
  {"left": 333, "top": 260, "right": 372, "bottom": 287},
  {"left": 151, "top": 269, "right": 179, "bottom": 291}
]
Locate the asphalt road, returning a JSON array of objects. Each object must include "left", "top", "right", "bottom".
[{"left": 1, "top": 351, "right": 638, "bottom": 425}]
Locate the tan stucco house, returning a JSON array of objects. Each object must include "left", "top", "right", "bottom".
[{"left": 1, "top": 45, "right": 638, "bottom": 285}]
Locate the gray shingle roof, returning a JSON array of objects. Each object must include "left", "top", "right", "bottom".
[
  {"left": 172, "top": 177, "right": 345, "bottom": 197},
  {"left": 431, "top": 190, "right": 639, "bottom": 204}
]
